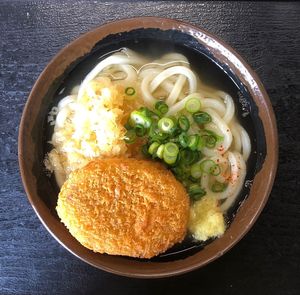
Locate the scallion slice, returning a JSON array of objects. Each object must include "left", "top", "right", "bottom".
[
  {"left": 203, "top": 134, "right": 217, "bottom": 148},
  {"left": 211, "top": 181, "right": 228, "bottom": 192},
  {"left": 185, "top": 98, "right": 201, "bottom": 113},
  {"left": 210, "top": 164, "right": 221, "bottom": 176},
  {"left": 188, "top": 183, "right": 206, "bottom": 200},
  {"left": 178, "top": 115, "right": 190, "bottom": 131},
  {"left": 197, "top": 135, "right": 205, "bottom": 151},
  {"left": 158, "top": 117, "right": 175, "bottom": 133},
  {"left": 139, "top": 107, "right": 151, "bottom": 117},
  {"left": 193, "top": 111, "right": 212, "bottom": 125},
  {"left": 190, "top": 162, "right": 202, "bottom": 179},
  {"left": 200, "top": 159, "right": 221, "bottom": 176},
  {"left": 124, "top": 129, "right": 136, "bottom": 144},
  {"left": 204, "top": 129, "right": 224, "bottom": 141},
  {"left": 125, "top": 87, "right": 136, "bottom": 96},
  {"left": 171, "top": 166, "right": 184, "bottom": 179},
  {"left": 155, "top": 100, "right": 169, "bottom": 115},
  {"left": 130, "top": 110, "right": 152, "bottom": 128},
  {"left": 180, "top": 162, "right": 192, "bottom": 175},
  {"left": 179, "top": 132, "right": 189, "bottom": 148},
  {"left": 188, "top": 134, "right": 200, "bottom": 151},
  {"left": 148, "top": 142, "right": 160, "bottom": 155},
  {"left": 156, "top": 144, "right": 165, "bottom": 159},
  {"left": 179, "top": 149, "right": 199, "bottom": 165},
  {"left": 134, "top": 124, "right": 146, "bottom": 137},
  {"left": 148, "top": 122, "right": 169, "bottom": 142},
  {"left": 163, "top": 142, "right": 179, "bottom": 165}
]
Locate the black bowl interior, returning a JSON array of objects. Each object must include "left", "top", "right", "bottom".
[{"left": 33, "top": 28, "right": 266, "bottom": 262}]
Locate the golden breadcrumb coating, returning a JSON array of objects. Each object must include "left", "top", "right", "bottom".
[{"left": 56, "top": 157, "right": 190, "bottom": 258}]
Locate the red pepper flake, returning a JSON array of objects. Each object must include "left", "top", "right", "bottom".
[{"left": 217, "top": 145, "right": 224, "bottom": 152}]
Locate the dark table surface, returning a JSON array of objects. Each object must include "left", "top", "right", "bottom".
[{"left": 1, "top": 1, "right": 300, "bottom": 294}]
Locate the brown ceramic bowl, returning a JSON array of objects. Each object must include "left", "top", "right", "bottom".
[{"left": 18, "top": 17, "right": 278, "bottom": 278}]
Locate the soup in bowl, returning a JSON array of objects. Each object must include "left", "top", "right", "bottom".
[{"left": 19, "top": 17, "right": 277, "bottom": 277}]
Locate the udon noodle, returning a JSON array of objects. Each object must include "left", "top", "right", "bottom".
[{"left": 47, "top": 48, "right": 251, "bottom": 214}]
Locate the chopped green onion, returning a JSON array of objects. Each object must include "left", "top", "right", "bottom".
[
  {"left": 188, "top": 134, "right": 200, "bottom": 151},
  {"left": 155, "top": 100, "right": 169, "bottom": 115},
  {"left": 188, "top": 183, "right": 206, "bottom": 201},
  {"left": 148, "top": 110, "right": 160, "bottom": 120},
  {"left": 171, "top": 166, "right": 184, "bottom": 178},
  {"left": 193, "top": 111, "right": 212, "bottom": 125},
  {"left": 163, "top": 142, "right": 179, "bottom": 165},
  {"left": 190, "top": 162, "right": 202, "bottom": 179},
  {"left": 134, "top": 124, "right": 146, "bottom": 137},
  {"left": 169, "top": 137, "right": 179, "bottom": 143},
  {"left": 125, "top": 87, "right": 136, "bottom": 96},
  {"left": 172, "top": 128, "right": 182, "bottom": 138},
  {"left": 173, "top": 150, "right": 182, "bottom": 166},
  {"left": 164, "top": 142, "right": 179, "bottom": 157},
  {"left": 200, "top": 159, "right": 215, "bottom": 173},
  {"left": 190, "top": 192, "right": 206, "bottom": 201},
  {"left": 156, "top": 144, "right": 165, "bottom": 159},
  {"left": 180, "top": 162, "right": 191, "bottom": 175},
  {"left": 203, "top": 134, "right": 217, "bottom": 148},
  {"left": 163, "top": 155, "right": 177, "bottom": 165},
  {"left": 158, "top": 117, "right": 175, "bottom": 133},
  {"left": 139, "top": 107, "right": 151, "bottom": 117},
  {"left": 185, "top": 98, "right": 201, "bottom": 113},
  {"left": 148, "top": 122, "right": 159, "bottom": 137},
  {"left": 211, "top": 181, "right": 228, "bottom": 192},
  {"left": 151, "top": 133, "right": 169, "bottom": 143},
  {"left": 148, "top": 142, "right": 160, "bottom": 155},
  {"left": 200, "top": 159, "right": 221, "bottom": 176},
  {"left": 179, "top": 149, "right": 199, "bottom": 165},
  {"left": 197, "top": 135, "right": 205, "bottom": 151},
  {"left": 188, "top": 183, "right": 203, "bottom": 194},
  {"left": 169, "top": 116, "right": 178, "bottom": 127},
  {"left": 178, "top": 132, "right": 189, "bottom": 148},
  {"left": 204, "top": 129, "right": 224, "bottom": 142},
  {"left": 178, "top": 115, "right": 190, "bottom": 131},
  {"left": 210, "top": 164, "right": 221, "bottom": 176},
  {"left": 130, "top": 110, "right": 152, "bottom": 128},
  {"left": 149, "top": 122, "right": 169, "bottom": 142},
  {"left": 124, "top": 129, "right": 136, "bottom": 144}
]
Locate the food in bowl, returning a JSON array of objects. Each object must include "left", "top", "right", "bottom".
[
  {"left": 19, "top": 17, "right": 277, "bottom": 277},
  {"left": 45, "top": 48, "right": 251, "bottom": 258}
]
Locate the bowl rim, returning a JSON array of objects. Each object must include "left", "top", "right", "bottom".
[{"left": 18, "top": 16, "right": 278, "bottom": 278}]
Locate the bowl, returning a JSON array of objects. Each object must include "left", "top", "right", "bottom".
[{"left": 18, "top": 17, "right": 278, "bottom": 278}]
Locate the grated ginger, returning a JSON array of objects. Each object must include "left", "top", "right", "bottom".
[{"left": 188, "top": 196, "right": 225, "bottom": 241}]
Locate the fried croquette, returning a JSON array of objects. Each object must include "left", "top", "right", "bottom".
[{"left": 56, "top": 157, "right": 190, "bottom": 259}]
